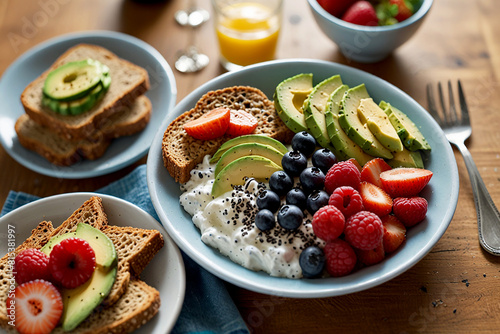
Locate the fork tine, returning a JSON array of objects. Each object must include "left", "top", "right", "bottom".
[
  {"left": 458, "top": 80, "right": 471, "bottom": 126},
  {"left": 447, "top": 80, "right": 458, "bottom": 123},
  {"left": 437, "top": 82, "right": 449, "bottom": 125},
  {"left": 426, "top": 83, "right": 443, "bottom": 126}
]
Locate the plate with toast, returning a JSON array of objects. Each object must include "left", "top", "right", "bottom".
[
  {"left": 0, "top": 193, "right": 185, "bottom": 333},
  {"left": 0, "top": 30, "right": 176, "bottom": 179}
]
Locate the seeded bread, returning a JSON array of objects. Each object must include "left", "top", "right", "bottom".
[
  {"left": 162, "top": 86, "right": 294, "bottom": 183},
  {"left": 20, "top": 44, "right": 150, "bottom": 140}
]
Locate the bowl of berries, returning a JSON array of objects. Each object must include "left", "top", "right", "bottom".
[{"left": 307, "top": 0, "right": 434, "bottom": 63}]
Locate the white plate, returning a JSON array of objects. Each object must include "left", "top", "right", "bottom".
[
  {"left": 0, "top": 193, "right": 185, "bottom": 333},
  {"left": 147, "top": 59, "right": 459, "bottom": 298},
  {"left": 0, "top": 31, "right": 177, "bottom": 179}
]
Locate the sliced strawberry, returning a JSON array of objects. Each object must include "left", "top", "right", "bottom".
[
  {"left": 382, "top": 215, "right": 406, "bottom": 253},
  {"left": 355, "top": 241, "right": 385, "bottom": 266},
  {"left": 380, "top": 168, "right": 433, "bottom": 198},
  {"left": 359, "top": 181, "right": 393, "bottom": 217},
  {"left": 183, "top": 107, "right": 231, "bottom": 140},
  {"left": 6, "top": 279, "right": 63, "bottom": 334},
  {"left": 341, "top": 1, "right": 378, "bottom": 26},
  {"left": 389, "top": 0, "right": 414, "bottom": 22},
  {"left": 226, "top": 109, "right": 258, "bottom": 137},
  {"left": 360, "top": 158, "right": 392, "bottom": 188},
  {"left": 317, "top": 0, "right": 356, "bottom": 17}
]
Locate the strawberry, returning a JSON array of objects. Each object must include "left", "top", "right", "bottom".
[
  {"left": 359, "top": 181, "right": 393, "bottom": 217},
  {"left": 355, "top": 242, "right": 385, "bottom": 266},
  {"left": 226, "top": 109, "right": 258, "bottom": 137},
  {"left": 183, "top": 107, "right": 231, "bottom": 140},
  {"left": 393, "top": 196, "right": 428, "bottom": 227},
  {"left": 389, "top": 0, "right": 414, "bottom": 22},
  {"left": 360, "top": 158, "right": 392, "bottom": 188},
  {"left": 381, "top": 215, "right": 406, "bottom": 253},
  {"left": 6, "top": 279, "right": 63, "bottom": 334},
  {"left": 341, "top": 1, "right": 378, "bottom": 26},
  {"left": 379, "top": 167, "right": 433, "bottom": 198},
  {"left": 317, "top": 0, "right": 356, "bottom": 17}
]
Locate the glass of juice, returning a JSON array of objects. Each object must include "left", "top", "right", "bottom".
[{"left": 212, "top": 0, "right": 283, "bottom": 71}]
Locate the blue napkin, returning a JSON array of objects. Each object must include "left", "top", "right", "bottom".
[{"left": 1, "top": 165, "right": 250, "bottom": 334}]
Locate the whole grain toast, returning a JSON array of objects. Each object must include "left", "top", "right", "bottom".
[
  {"left": 21, "top": 44, "right": 150, "bottom": 140},
  {"left": 162, "top": 86, "right": 294, "bottom": 183}
]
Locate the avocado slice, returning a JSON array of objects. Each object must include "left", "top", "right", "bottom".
[
  {"left": 380, "top": 101, "right": 432, "bottom": 151},
  {"left": 210, "top": 134, "right": 288, "bottom": 163},
  {"left": 214, "top": 142, "right": 284, "bottom": 178},
  {"left": 274, "top": 73, "right": 313, "bottom": 133},
  {"left": 325, "top": 85, "right": 374, "bottom": 166},
  {"left": 303, "top": 75, "right": 343, "bottom": 151},
  {"left": 357, "top": 98, "right": 403, "bottom": 153},
  {"left": 387, "top": 147, "right": 424, "bottom": 168},
  {"left": 338, "top": 84, "right": 393, "bottom": 159},
  {"left": 42, "top": 82, "right": 107, "bottom": 116},
  {"left": 211, "top": 156, "right": 282, "bottom": 198}
]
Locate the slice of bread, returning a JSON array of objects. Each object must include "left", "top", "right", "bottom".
[
  {"left": 162, "top": 86, "right": 294, "bottom": 183},
  {"left": 21, "top": 44, "right": 150, "bottom": 140},
  {"left": 15, "top": 95, "right": 152, "bottom": 166}
]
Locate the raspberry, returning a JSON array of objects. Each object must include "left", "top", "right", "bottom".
[
  {"left": 14, "top": 248, "right": 52, "bottom": 285},
  {"left": 324, "top": 160, "right": 361, "bottom": 194},
  {"left": 393, "top": 197, "right": 428, "bottom": 227},
  {"left": 328, "top": 186, "right": 364, "bottom": 218},
  {"left": 49, "top": 238, "right": 96, "bottom": 289},
  {"left": 311, "top": 205, "right": 345, "bottom": 242},
  {"left": 344, "top": 211, "right": 384, "bottom": 250},
  {"left": 323, "top": 239, "right": 357, "bottom": 277}
]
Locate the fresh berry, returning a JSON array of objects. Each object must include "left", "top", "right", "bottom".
[
  {"left": 311, "top": 205, "right": 345, "bottom": 242},
  {"left": 255, "top": 209, "right": 276, "bottom": 231},
  {"left": 49, "top": 237, "right": 96, "bottom": 289},
  {"left": 6, "top": 279, "right": 63, "bottom": 334},
  {"left": 389, "top": 0, "right": 414, "bottom": 22},
  {"left": 14, "top": 249, "right": 51, "bottom": 285},
  {"left": 341, "top": 1, "right": 378, "bottom": 26},
  {"left": 256, "top": 189, "right": 281, "bottom": 213},
  {"left": 356, "top": 242, "right": 385, "bottom": 266},
  {"left": 317, "top": 0, "right": 356, "bottom": 17},
  {"left": 299, "top": 246, "right": 326, "bottom": 278},
  {"left": 286, "top": 188, "right": 307, "bottom": 211},
  {"left": 382, "top": 215, "right": 406, "bottom": 253},
  {"left": 225, "top": 109, "right": 258, "bottom": 137},
  {"left": 312, "top": 148, "right": 338, "bottom": 174},
  {"left": 282, "top": 151, "right": 308, "bottom": 177},
  {"left": 360, "top": 158, "right": 392, "bottom": 188},
  {"left": 277, "top": 205, "right": 304, "bottom": 230},
  {"left": 344, "top": 211, "right": 384, "bottom": 250},
  {"left": 300, "top": 167, "right": 325, "bottom": 194},
  {"left": 306, "top": 190, "right": 330, "bottom": 215},
  {"left": 379, "top": 167, "right": 433, "bottom": 198},
  {"left": 359, "top": 181, "right": 393, "bottom": 217},
  {"left": 392, "top": 196, "right": 428, "bottom": 227},
  {"left": 269, "top": 171, "right": 294, "bottom": 196},
  {"left": 183, "top": 107, "right": 230, "bottom": 140},
  {"left": 323, "top": 239, "right": 357, "bottom": 277},
  {"left": 328, "top": 186, "right": 364, "bottom": 218},
  {"left": 324, "top": 160, "right": 361, "bottom": 194},
  {"left": 291, "top": 131, "right": 317, "bottom": 157}
]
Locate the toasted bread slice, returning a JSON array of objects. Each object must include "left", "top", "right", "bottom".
[
  {"left": 162, "top": 86, "right": 294, "bottom": 183},
  {"left": 21, "top": 44, "right": 150, "bottom": 140},
  {"left": 15, "top": 95, "right": 152, "bottom": 166}
]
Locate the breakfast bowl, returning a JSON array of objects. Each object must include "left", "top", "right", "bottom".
[
  {"left": 307, "top": 0, "right": 434, "bottom": 63},
  {"left": 147, "top": 58, "right": 458, "bottom": 298}
]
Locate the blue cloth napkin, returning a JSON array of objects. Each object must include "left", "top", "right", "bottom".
[{"left": 1, "top": 165, "right": 250, "bottom": 334}]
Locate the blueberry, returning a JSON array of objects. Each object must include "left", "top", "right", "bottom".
[
  {"left": 306, "top": 190, "right": 330, "bottom": 214},
  {"left": 286, "top": 188, "right": 307, "bottom": 211},
  {"left": 269, "top": 171, "right": 294, "bottom": 196},
  {"left": 299, "top": 167, "right": 325, "bottom": 194},
  {"left": 277, "top": 205, "right": 303, "bottom": 230},
  {"left": 282, "top": 151, "right": 307, "bottom": 177},
  {"left": 291, "top": 131, "right": 317, "bottom": 157},
  {"left": 255, "top": 209, "right": 276, "bottom": 231},
  {"left": 299, "top": 246, "right": 326, "bottom": 278},
  {"left": 312, "top": 148, "right": 338, "bottom": 174},
  {"left": 256, "top": 190, "right": 281, "bottom": 213}
]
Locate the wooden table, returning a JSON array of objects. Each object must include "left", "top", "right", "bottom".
[{"left": 1, "top": 0, "right": 500, "bottom": 332}]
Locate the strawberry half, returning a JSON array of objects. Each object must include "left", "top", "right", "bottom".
[
  {"left": 389, "top": 0, "right": 414, "bottom": 22},
  {"left": 382, "top": 215, "right": 406, "bottom": 253},
  {"left": 317, "top": 0, "right": 356, "bottom": 17},
  {"left": 183, "top": 107, "right": 231, "bottom": 140},
  {"left": 359, "top": 181, "right": 393, "bottom": 217},
  {"left": 355, "top": 242, "right": 385, "bottom": 266},
  {"left": 380, "top": 168, "right": 433, "bottom": 198},
  {"left": 226, "top": 109, "right": 258, "bottom": 137},
  {"left": 6, "top": 279, "right": 63, "bottom": 334},
  {"left": 360, "top": 158, "right": 392, "bottom": 188},
  {"left": 341, "top": 1, "right": 378, "bottom": 26}
]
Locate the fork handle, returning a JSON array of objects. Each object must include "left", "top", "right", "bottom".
[{"left": 455, "top": 141, "right": 500, "bottom": 255}]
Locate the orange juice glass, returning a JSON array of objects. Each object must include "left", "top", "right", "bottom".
[{"left": 212, "top": 0, "right": 283, "bottom": 71}]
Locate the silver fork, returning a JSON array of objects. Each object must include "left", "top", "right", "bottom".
[{"left": 427, "top": 80, "right": 500, "bottom": 256}]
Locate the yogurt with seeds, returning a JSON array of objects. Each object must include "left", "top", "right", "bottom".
[{"left": 180, "top": 155, "right": 324, "bottom": 278}]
